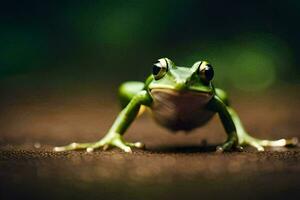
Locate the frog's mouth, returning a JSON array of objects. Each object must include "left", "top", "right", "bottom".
[{"left": 150, "top": 88, "right": 213, "bottom": 99}]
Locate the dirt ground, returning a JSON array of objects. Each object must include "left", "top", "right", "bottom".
[{"left": 0, "top": 86, "right": 300, "bottom": 200}]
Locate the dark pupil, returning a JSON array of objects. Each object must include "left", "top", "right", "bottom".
[
  {"left": 205, "top": 66, "right": 214, "bottom": 81},
  {"left": 152, "top": 64, "right": 161, "bottom": 75}
]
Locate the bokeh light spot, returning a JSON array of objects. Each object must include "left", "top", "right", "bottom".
[{"left": 231, "top": 50, "right": 276, "bottom": 91}]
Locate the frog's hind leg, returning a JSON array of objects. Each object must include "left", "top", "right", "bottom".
[
  {"left": 119, "top": 81, "right": 147, "bottom": 116},
  {"left": 228, "top": 107, "right": 298, "bottom": 151},
  {"left": 215, "top": 88, "right": 298, "bottom": 151}
]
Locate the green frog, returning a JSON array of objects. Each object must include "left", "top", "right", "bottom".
[{"left": 54, "top": 58, "right": 298, "bottom": 153}]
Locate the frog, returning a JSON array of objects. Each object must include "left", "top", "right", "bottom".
[{"left": 54, "top": 58, "right": 298, "bottom": 153}]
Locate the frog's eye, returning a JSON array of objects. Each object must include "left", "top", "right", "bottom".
[
  {"left": 152, "top": 59, "right": 168, "bottom": 80},
  {"left": 199, "top": 63, "right": 214, "bottom": 83}
]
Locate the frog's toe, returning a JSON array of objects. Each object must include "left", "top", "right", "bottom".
[
  {"left": 126, "top": 141, "right": 145, "bottom": 149},
  {"left": 113, "top": 139, "right": 133, "bottom": 153},
  {"left": 236, "top": 145, "right": 244, "bottom": 152},
  {"left": 86, "top": 147, "right": 94, "bottom": 153},
  {"left": 53, "top": 142, "right": 92, "bottom": 152},
  {"left": 53, "top": 146, "right": 65, "bottom": 152},
  {"left": 254, "top": 137, "right": 298, "bottom": 148},
  {"left": 248, "top": 141, "right": 265, "bottom": 151},
  {"left": 216, "top": 143, "right": 243, "bottom": 153},
  {"left": 216, "top": 146, "right": 225, "bottom": 153},
  {"left": 240, "top": 134, "right": 298, "bottom": 151},
  {"left": 54, "top": 134, "right": 145, "bottom": 153},
  {"left": 102, "top": 144, "right": 110, "bottom": 151},
  {"left": 287, "top": 137, "right": 299, "bottom": 147},
  {"left": 216, "top": 140, "right": 236, "bottom": 152},
  {"left": 268, "top": 137, "right": 298, "bottom": 147},
  {"left": 123, "top": 146, "right": 132, "bottom": 153}
]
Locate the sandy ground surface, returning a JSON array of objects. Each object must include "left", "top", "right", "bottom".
[{"left": 0, "top": 86, "right": 300, "bottom": 199}]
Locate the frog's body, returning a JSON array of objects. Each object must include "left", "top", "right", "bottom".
[
  {"left": 54, "top": 58, "right": 298, "bottom": 153},
  {"left": 121, "top": 84, "right": 215, "bottom": 131}
]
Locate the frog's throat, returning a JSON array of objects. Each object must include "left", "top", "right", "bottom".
[{"left": 149, "top": 88, "right": 215, "bottom": 131}]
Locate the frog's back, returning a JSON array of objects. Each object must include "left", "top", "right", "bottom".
[{"left": 150, "top": 89, "right": 215, "bottom": 131}]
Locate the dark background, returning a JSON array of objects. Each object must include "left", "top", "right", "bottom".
[
  {"left": 1, "top": 1, "right": 300, "bottom": 200},
  {"left": 1, "top": 0, "right": 300, "bottom": 91}
]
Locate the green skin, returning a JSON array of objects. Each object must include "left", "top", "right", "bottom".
[{"left": 54, "top": 58, "right": 298, "bottom": 153}]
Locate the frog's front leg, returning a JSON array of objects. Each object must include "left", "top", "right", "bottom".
[
  {"left": 208, "top": 95, "right": 239, "bottom": 152},
  {"left": 54, "top": 90, "right": 152, "bottom": 153},
  {"left": 214, "top": 88, "right": 298, "bottom": 151}
]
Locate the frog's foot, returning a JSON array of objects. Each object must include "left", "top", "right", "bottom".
[
  {"left": 240, "top": 134, "right": 298, "bottom": 151},
  {"left": 216, "top": 136, "right": 241, "bottom": 152},
  {"left": 53, "top": 133, "right": 145, "bottom": 153}
]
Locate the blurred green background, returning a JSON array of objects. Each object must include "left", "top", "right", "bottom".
[{"left": 1, "top": 0, "right": 300, "bottom": 92}]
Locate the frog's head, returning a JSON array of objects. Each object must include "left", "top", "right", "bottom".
[{"left": 148, "top": 58, "right": 215, "bottom": 94}]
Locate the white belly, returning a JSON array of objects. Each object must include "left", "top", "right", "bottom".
[{"left": 150, "top": 89, "right": 215, "bottom": 132}]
